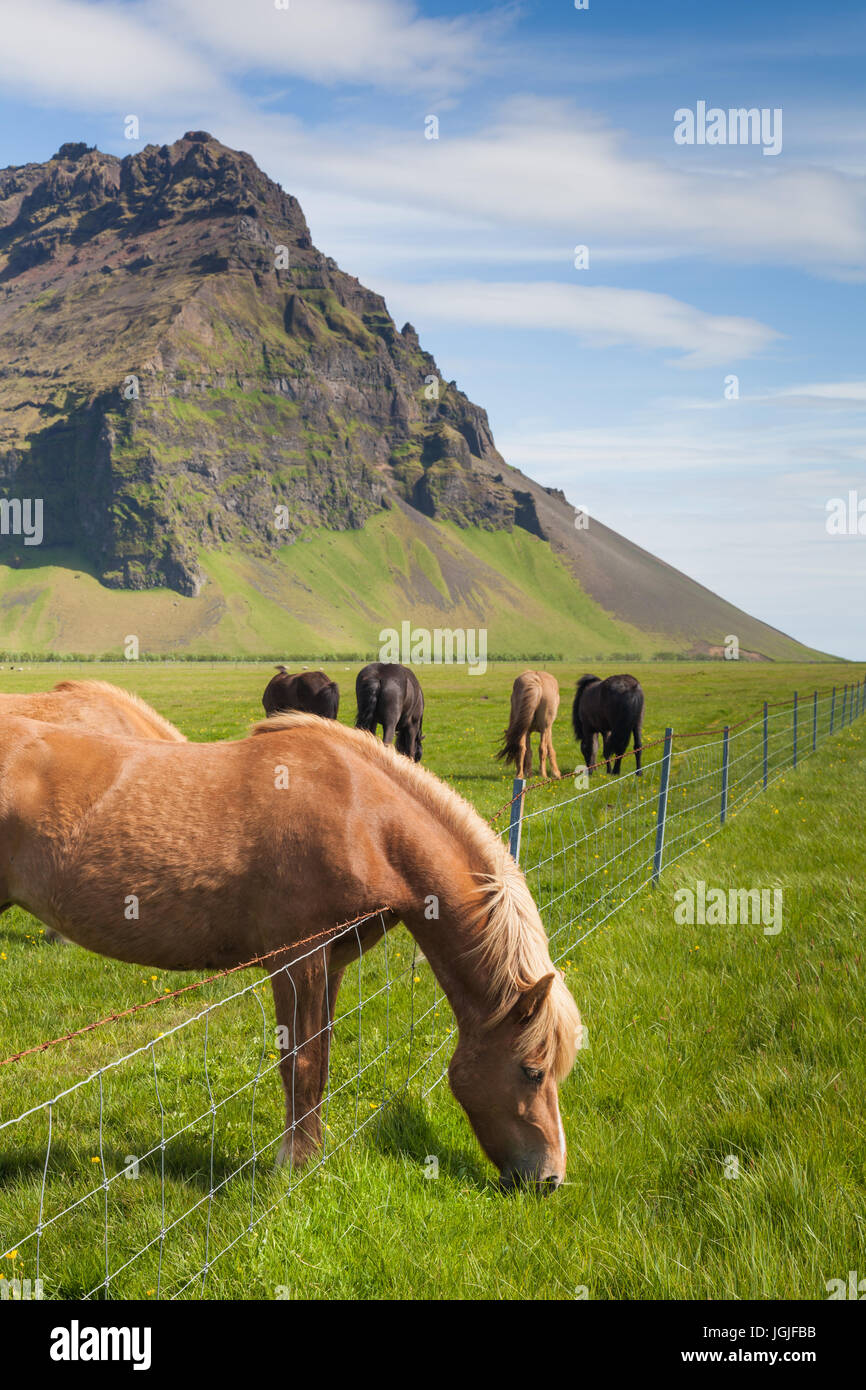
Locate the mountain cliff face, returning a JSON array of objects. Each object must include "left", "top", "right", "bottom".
[
  {"left": 0, "top": 132, "right": 533, "bottom": 597},
  {"left": 0, "top": 133, "right": 825, "bottom": 660}
]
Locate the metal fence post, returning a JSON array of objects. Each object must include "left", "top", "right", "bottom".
[
  {"left": 830, "top": 687, "right": 836, "bottom": 733},
  {"left": 842, "top": 684, "right": 848, "bottom": 727},
  {"left": 720, "top": 726, "right": 730, "bottom": 823},
  {"left": 792, "top": 691, "right": 798, "bottom": 768},
  {"left": 812, "top": 689, "right": 818, "bottom": 752},
  {"left": 652, "top": 727, "right": 673, "bottom": 885},
  {"left": 507, "top": 777, "right": 525, "bottom": 864},
  {"left": 762, "top": 701, "right": 769, "bottom": 788}
]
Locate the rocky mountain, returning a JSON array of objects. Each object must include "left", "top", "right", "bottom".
[
  {"left": 0, "top": 133, "right": 825, "bottom": 659},
  {"left": 0, "top": 132, "right": 526, "bottom": 596}
]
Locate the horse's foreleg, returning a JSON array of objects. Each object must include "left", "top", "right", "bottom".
[
  {"left": 271, "top": 958, "right": 327, "bottom": 1170},
  {"left": 633, "top": 724, "right": 643, "bottom": 776}
]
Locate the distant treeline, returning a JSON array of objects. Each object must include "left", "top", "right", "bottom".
[{"left": 0, "top": 650, "right": 810, "bottom": 665}]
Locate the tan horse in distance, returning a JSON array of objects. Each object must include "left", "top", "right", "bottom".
[
  {"left": 498, "top": 671, "right": 562, "bottom": 780},
  {"left": 0, "top": 681, "right": 185, "bottom": 941},
  {"left": 0, "top": 680, "right": 186, "bottom": 742},
  {"left": 0, "top": 713, "right": 580, "bottom": 1189}
]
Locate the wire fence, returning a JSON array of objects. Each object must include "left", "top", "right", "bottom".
[{"left": 1, "top": 675, "right": 863, "bottom": 1298}]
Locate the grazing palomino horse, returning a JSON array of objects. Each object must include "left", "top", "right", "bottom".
[
  {"left": 355, "top": 662, "right": 424, "bottom": 761},
  {"left": 572, "top": 673, "right": 645, "bottom": 776},
  {"left": 0, "top": 680, "right": 186, "bottom": 741},
  {"left": 0, "top": 681, "right": 185, "bottom": 942},
  {"left": 0, "top": 714, "right": 579, "bottom": 1189},
  {"left": 262, "top": 667, "right": 339, "bottom": 719},
  {"left": 497, "top": 671, "right": 561, "bottom": 780}
]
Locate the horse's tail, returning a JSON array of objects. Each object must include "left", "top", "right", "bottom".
[
  {"left": 497, "top": 674, "right": 540, "bottom": 766},
  {"left": 355, "top": 674, "right": 380, "bottom": 731},
  {"left": 322, "top": 680, "right": 340, "bottom": 721},
  {"left": 572, "top": 675, "right": 599, "bottom": 740}
]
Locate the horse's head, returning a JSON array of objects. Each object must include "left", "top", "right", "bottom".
[{"left": 448, "top": 972, "right": 579, "bottom": 1193}]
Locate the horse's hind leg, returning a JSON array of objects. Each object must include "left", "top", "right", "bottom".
[
  {"left": 633, "top": 722, "right": 643, "bottom": 776},
  {"left": 601, "top": 732, "right": 615, "bottom": 774},
  {"left": 539, "top": 731, "right": 549, "bottom": 780},
  {"left": 318, "top": 965, "right": 345, "bottom": 1130},
  {"left": 271, "top": 957, "right": 328, "bottom": 1169},
  {"left": 547, "top": 729, "right": 562, "bottom": 780},
  {"left": 608, "top": 732, "right": 628, "bottom": 775},
  {"left": 521, "top": 733, "right": 532, "bottom": 779}
]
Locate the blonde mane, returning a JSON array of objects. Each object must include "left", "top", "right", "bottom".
[
  {"left": 251, "top": 712, "right": 579, "bottom": 1078},
  {"left": 52, "top": 680, "right": 187, "bottom": 742}
]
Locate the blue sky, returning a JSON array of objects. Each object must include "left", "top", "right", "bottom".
[{"left": 1, "top": 0, "right": 864, "bottom": 655}]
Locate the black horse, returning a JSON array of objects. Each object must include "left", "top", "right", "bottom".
[
  {"left": 572, "top": 673, "right": 644, "bottom": 776},
  {"left": 355, "top": 662, "right": 424, "bottom": 760},
  {"left": 262, "top": 667, "right": 340, "bottom": 719}
]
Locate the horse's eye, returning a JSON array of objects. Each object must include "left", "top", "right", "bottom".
[{"left": 522, "top": 1066, "right": 544, "bottom": 1086}]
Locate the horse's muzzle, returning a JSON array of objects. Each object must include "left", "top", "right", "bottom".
[{"left": 499, "top": 1171, "right": 563, "bottom": 1196}]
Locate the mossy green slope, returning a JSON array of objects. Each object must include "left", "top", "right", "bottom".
[{"left": 0, "top": 511, "right": 663, "bottom": 658}]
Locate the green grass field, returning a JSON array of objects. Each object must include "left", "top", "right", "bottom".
[{"left": 0, "top": 660, "right": 864, "bottom": 1300}]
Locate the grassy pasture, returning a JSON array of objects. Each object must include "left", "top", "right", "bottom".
[{"left": 0, "top": 659, "right": 864, "bottom": 1300}]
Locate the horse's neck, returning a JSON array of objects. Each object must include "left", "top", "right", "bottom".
[{"left": 400, "top": 886, "right": 498, "bottom": 1025}]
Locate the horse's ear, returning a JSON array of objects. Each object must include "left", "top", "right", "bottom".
[{"left": 508, "top": 973, "right": 556, "bottom": 1026}]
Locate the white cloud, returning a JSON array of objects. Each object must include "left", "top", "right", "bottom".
[
  {"left": 775, "top": 380, "right": 866, "bottom": 402},
  {"left": 0, "top": 0, "right": 222, "bottom": 108},
  {"left": 220, "top": 99, "right": 866, "bottom": 279},
  {"left": 159, "top": 0, "right": 506, "bottom": 93},
  {"left": 0, "top": 0, "right": 506, "bottom": 107},
  {"left": 371, "top": 278, "right": 781, "bottom": 367}
]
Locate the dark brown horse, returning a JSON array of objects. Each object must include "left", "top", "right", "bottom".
[
  {"left": 262, "top": 667, "right": 339, "bottom": 719},
  {"left": 355, "top": 663, "right": 424, "bottom": 760},
  {"left": 572, "top": 673, "right": 645, "bottom": 776}
]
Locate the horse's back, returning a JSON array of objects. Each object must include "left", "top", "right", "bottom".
[
  {"left": 513, "top": 670, "right": 558, "bottom": 730},
  {"left": 532, "top": 672, "right": 560, "bottom": 730},
  {"left": 0, "top": 683, "right": 184, "bottom": 742}
]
